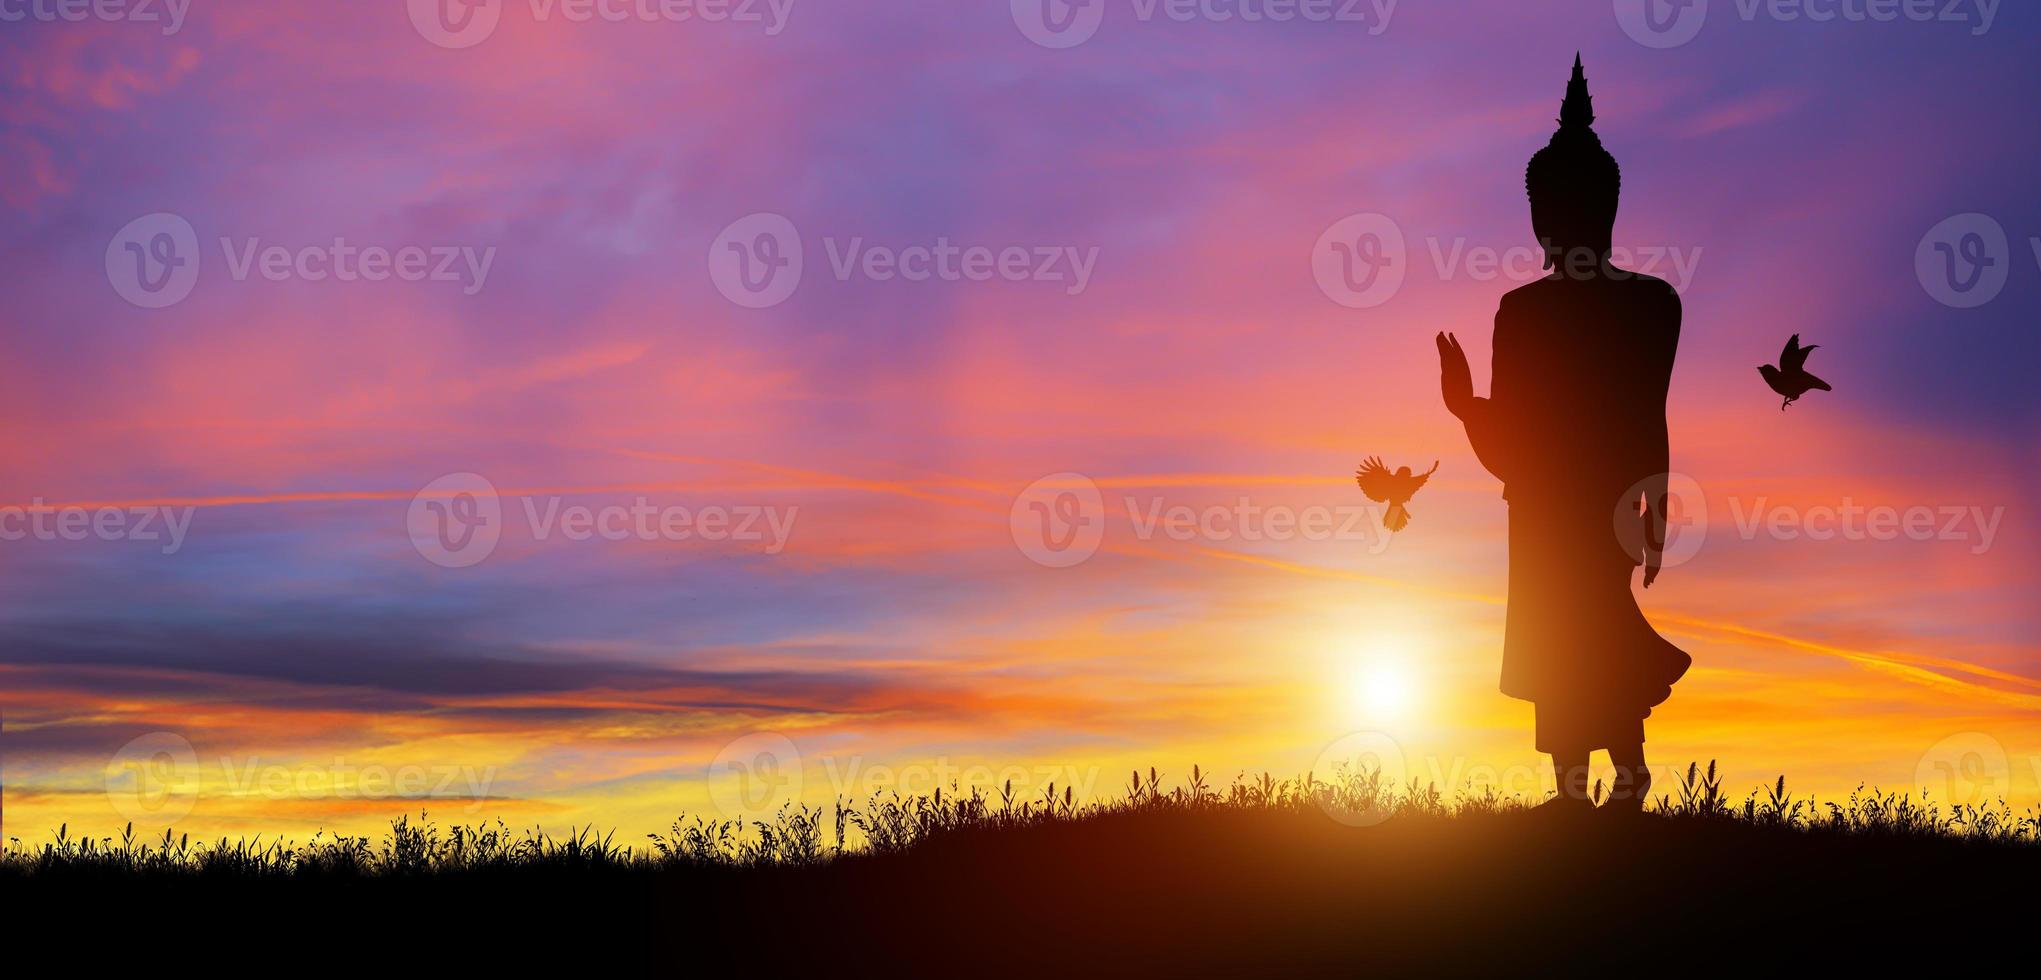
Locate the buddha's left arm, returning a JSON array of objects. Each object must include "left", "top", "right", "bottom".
[
  {"left": 1640, "top": 286, "right": 1683, "bottom": 585},
  {"left": 1647, "top": 287, "right": 1682, "bottom": 478}
]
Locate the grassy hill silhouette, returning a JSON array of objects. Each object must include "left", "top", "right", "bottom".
[{"left": 7, "top": 762, "right": 2032, "bottom": 972}]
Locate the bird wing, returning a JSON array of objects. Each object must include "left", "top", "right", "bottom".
[
  {"left": 1355, "top": 457, "right": 1393, "bottom": 502},
  {"left": 1407, "top": 460, "right": 1440, "bottom": 493},
  {"left": 1782, "top": 334, "right": 1818, "bottom": 374}
]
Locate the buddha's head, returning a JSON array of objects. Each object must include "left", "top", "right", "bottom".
[{"left": 1526, "top": 55, "right": 1620, "bottom": 271}]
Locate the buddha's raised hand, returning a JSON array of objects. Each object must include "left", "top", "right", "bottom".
[{"left": 1436, "top": 332, "right": 1474, "bottom": 418}]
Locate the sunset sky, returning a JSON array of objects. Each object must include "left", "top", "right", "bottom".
[{"left": 2, "top": 1, "right": 2037, "bottom": 843}]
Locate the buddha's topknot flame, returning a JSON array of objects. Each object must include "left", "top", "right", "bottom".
[{"left": 1526, "top": 54, "right": 1621, "bottom": 220}]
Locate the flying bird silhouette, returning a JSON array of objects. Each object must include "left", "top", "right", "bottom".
[
  {"left": 1758, "top": 334, "right": 1831, "bottom": 410},
  {"left": 1355, "top": 457, "right": 1439, "bottom": 532}
]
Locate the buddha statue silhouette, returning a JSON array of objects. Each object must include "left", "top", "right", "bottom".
[{"left": 1437, "top": 55, "right": 1691, "bottom": 812}]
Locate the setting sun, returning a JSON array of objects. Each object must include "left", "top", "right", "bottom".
[{"left": 1348, "top": 640, "right": 1422, "bottom": 718}]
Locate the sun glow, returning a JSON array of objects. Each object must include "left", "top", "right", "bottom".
[{"left": 1347, "top": 637, "right": 1423, "bottom": 719}]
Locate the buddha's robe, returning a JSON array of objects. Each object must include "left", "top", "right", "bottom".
[{"left": 1460, "top": 269, "right": 1692, "bottom": 752}]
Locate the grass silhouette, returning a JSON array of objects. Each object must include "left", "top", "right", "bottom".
[
  {"left": 9, "top": 760, "right": 2032, "bottom": 874},
  {"left": 7, "top": 760, "right": 2032, "bottom": 971}
]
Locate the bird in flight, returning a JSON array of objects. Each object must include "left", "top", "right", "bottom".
[
  {"left": 1355, "top": 457, "right": 1439, "bottom": 532},
  {"left": 1758, "top": 334, "right": 1832, "bottom": 410}
]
